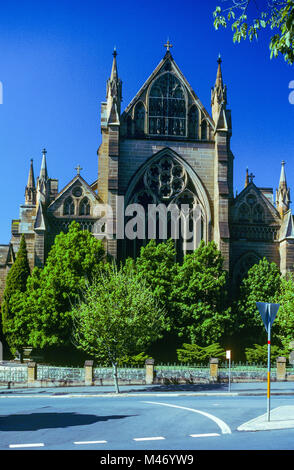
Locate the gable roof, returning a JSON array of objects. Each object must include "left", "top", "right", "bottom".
[
  {"left": 47, "top": 174, "right": 102, "bottom": 210},
  {"left": 121, "top": 51, "right": 214, "bottom": 127},
  {"left": 232, "top": 182, "right": 280, "bottom": 221}
]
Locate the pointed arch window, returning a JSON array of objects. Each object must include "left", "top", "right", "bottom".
[
  {"left": 125, "top": 152, "right": 208, "bottom": 260},
  {"left": 201, "top": 119, "right": 208, "bottom": 140},
  {"left": 188, "top": 105, "right": 199, "bottom": 139},
  {"left": 148, "top": 73, "right": 186, "bottom": 137},
  {"left": 134, "top": 102, "right": 145, "bottom": 136},
  {"left": 239, "top": 203, "right": 250, "bottom": 222},
  {"left": 79, "top": 197, "right": 91, "bottom": 216},
  {"left": 253, "top": 204, "right": 264, "bottom": 223},
  {"left": 63, "top": 197, "right": 75, "bottom": 215},
  {"left": 127, "top": 115, "right": 133, "bottom": 136}
]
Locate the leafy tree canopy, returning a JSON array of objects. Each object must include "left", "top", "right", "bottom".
[
  {"left": 1, "top": 235, "right": 31, "bottom": 353},
  {"left": 177, "top": 342, "right": 226, "bottom": 363},
  {"left": 213, "top": 1, "right": 294, "bottom": 64},
  {"left": 245, "top": 343, "right": 288, "bottom": 363},
  {"left": 72, "top": 264, "right": 165, "bottom": 392},
  {"left": 172, "top": 241, "right": 233, "bottom": 345},
  {"left": 6, "top": 222, "right": 105, "bottom": 350},
  {"left": 237, "top": 257, "right": 282, "bottom": 345},
  {"left": 134, "top": 239, "right": 179, "bottom": 331},
  {"left": 2, "top": 235, "right": 30, "bottom": 301},
  {"left": 275, "top": 273, "right": 294, "bottom": 349}
]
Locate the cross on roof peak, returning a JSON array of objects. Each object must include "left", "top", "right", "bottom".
[
  {"left": 75, "top": 165, "right": 83, "bottom": 175},
  {"left": 249, "top": 172, "right": 255, "bottom": 183},
  {"left": 164, "top": 40, "right": 173, "bottom": 52}
]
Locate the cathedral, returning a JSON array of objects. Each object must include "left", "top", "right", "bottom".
[{"left": 1, "top": 44, "right": 294, "bottom": 301}]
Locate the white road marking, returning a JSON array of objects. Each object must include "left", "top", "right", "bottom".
[
  {"left": 143, "top": 401, "right": 232, "bottom": 435},
  {"left": 74, "top": 440, "right": 107, "bottom": 445},
  {"left": 9, "top": 443, "right": 44, "bottom": 448},
  {"left": 190, "top": 433, "right": 220, "bottom": 437},
  {"left": 133, "top": 436, "right": 165, "bottom": 441}
]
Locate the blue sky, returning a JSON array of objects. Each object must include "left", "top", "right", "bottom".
[{"left": 0, "top": 0, "right": 293, "bottom": 244}]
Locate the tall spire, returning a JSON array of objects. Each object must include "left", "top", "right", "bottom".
[
  {"left": 106, "top": 48, "right": 122, "bottom": 124},
  {"left": 215, "top": 54, "right": 224, "bottom": 89},
  {"left": 211, "top": 54, "right": 227, "bottom": 126},
  {"left": 36, "top": 148, "right": 50, "bottom": 205},
  {"left": 25, "top": 159, "right": 36, "bottom": 205},
  {"left": 276, "top": 160, "right": 290, "bottom": 217},
  {"left": 110, "top": 47, "right": 118, "bottom": 81},
  {"left": 27, "top": 158, "right": 35, "bottom": 189},
  {"left": 279, "top": 160, "right": 287, "bottom": 187},
  {"left": 40, "top": 148, "right": 48, "bottom": 180}
]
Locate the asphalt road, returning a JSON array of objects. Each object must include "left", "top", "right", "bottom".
[{"left": 1, "top": 390, "right": 294, "bottom": 452}]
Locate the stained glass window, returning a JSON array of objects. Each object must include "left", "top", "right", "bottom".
[
  {"left": 201, "top": 120, "right": 208, "bottom": 140},
  {"left": 188, "top": 105, "right": 199, "bottom": 139},
  {"left": 127, "top": 115, "right": 132, "bottom": 135},
  {"left": 79, "top": 197, "right": 91, "bottom": 216},
  {"left": 134, "top": 102, "right": 145, "bottom": 136},
  {"left": 63, "top": 197, "right": 74, "bottom": 215},
  {"left": 253, "top": 204, "right": 264, "bottom": 223},
  {"left": 239, "top": 203, "right": 250, "bottom": 222},
  {"left": 149, "top": 73, "right": 186, "bottom": 137}
]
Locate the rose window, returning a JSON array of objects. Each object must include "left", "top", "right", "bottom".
[{"left": 143, "top": 156, "right": 187, "bottom": 201}]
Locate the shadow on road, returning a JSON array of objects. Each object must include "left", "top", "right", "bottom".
[
  {"left": 0, "top": 412, "right": 135, "bottom": 431},
  {"left": 127, "top": 383, "right": 229, "bottom": 393}
]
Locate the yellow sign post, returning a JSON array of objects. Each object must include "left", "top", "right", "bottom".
[{"left": 256, "top": 302, "right": 280, "bottom": 422}]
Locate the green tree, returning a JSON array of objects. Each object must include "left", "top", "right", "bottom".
[
  {"left": 72, "top": 264, "right": 165, "bottom": 393},
  {"left": 8, "top": 221, "right": 105, "bottom": 351},
  {"left": 245, "top": 343, "right": 288, "bottom": 364},
  {"left": 237, "top": 257, "right": 282, "bottom": 347},
  {"left": 172, "top": 241, "right": 232, "bottom": 345},
  {"left": 177, "top": 343, "right": 226, "bottom": 363},
  {"left": 134, "top": 239, "right": 179, "bottom": 331},
  {"left": 213, "top": 1, "right": 294, "bottom": 64},
  {"left": 274, "top": 273, "right": 294, "bottom": 349},
  {"left": 1, "top": 235, "right": 31, "bottom": 354}
]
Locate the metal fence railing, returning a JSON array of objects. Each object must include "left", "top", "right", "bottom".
[
  {"left": 0, "top": 366, "right": 28, "bottom": 383},
  {"left": 0, "top": 361, "right": 293, "bottom": 385},
  {"left": 37, "top": 366, "right": 85, "bottom": 382},
  {"left": 93, "top": 366, "right": 145, "bottom": 381}
]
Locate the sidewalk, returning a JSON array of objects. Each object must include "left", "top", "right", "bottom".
[
  {"left": 238, "top": 406, "right": 294, "bottom": 431},
  {"left": 1, "top": 380, "right": 294, "bottom": 396}
]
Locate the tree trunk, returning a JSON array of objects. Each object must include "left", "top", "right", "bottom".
[{"left": 112, "top": 362, "right": 120, "bottom": 394}]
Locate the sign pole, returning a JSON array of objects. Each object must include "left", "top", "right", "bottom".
[
  {"left": 226, "top": 350, "right": 231, "bottom": 392},
  {"left": 229, "top": 353, "right": 231, "bottom": 393},
  {"left": 256, "top": 302, "right": 280, "bottom": 424},
  {"left": 267, "top": 312, "right": 271, "bottom": 422}
]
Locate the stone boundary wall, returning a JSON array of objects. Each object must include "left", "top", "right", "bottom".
[{"left": 0, "top": 358, "right": 293, "bottom": 388}]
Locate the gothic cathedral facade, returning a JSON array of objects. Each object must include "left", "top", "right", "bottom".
[{"left": 1, "top": 46, "right": 294, "bottom": 300}]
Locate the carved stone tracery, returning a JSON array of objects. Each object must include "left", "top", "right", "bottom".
[
  {"left": 143, "top": 156, "right": 187, "bottom": 201},
  {"left": 148, "top": 72, "right": 186, "bottom": 137},
  {"left": 127, "top": 154, "right": 206, "bottom": 258}
]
